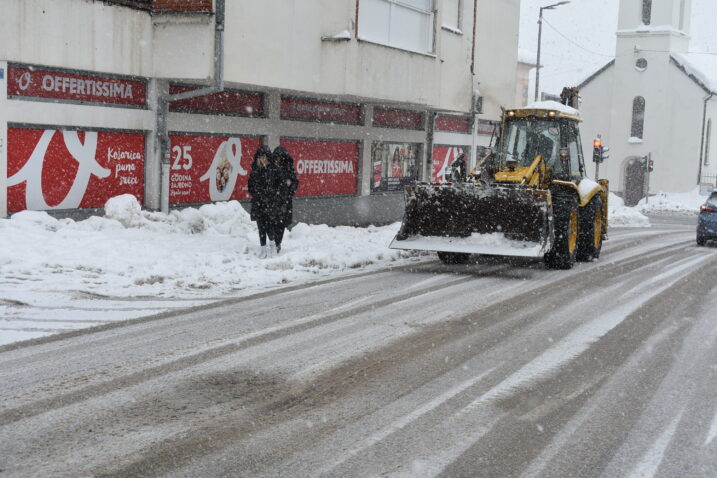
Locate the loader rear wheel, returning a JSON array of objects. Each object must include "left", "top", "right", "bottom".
[
  {"left": 576, "top": 196, "right": 603, "bottom": 262},
  {"left": 438, "top": 251, "right": 470, "bottom": 264},
  {"left": 545, "top": 195, "right": 579, "bottom": 270}
]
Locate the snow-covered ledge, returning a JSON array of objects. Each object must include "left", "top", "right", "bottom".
[
  {"left": 321, "top": 30, "right": 352, "bottom": 42},
  {"left": 628, "top": 137, "right": 643, "bottom": 144},
  {"left": 441, "top": 25, "right": 463, "bottom": 35}
]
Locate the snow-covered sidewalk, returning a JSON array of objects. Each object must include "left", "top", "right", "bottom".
[
  {"left": 0, "top": 196, "right": 420, "bottom": 346},
  {"left": 0, "top": 193, "right": 652, "bottom": 346}
]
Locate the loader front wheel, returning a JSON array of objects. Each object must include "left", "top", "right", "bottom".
[
  {"left": 576, "top": 196, "right": 603, "bottom": 262},
  {"left": 545, "top": 195, "right": 579, "bottom": 270},
  {"left": 438, "top": 251, "right": 470, "bottom": 265}
]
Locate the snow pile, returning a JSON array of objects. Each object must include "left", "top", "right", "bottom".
[
  {"left": 0, "top": 196, "right": 415, "bottom": 300},
  {"left": 608, "top": 193, "right": 650, "bottom": 227},
  {"left": 637, "top": 187, "right": 705, "bottom": 215}
]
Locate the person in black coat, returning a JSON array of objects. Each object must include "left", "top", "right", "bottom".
[
  {"left": 272, "top": 146, "right": 299, "bottom": 253},
  {"left": 248, "top": 146, "right": 280, "bottom": 258}
]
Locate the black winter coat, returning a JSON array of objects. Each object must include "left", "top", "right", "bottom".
[
  {"left": 248, "top": 146, "right": 281, "bottom": 223},
  {"left": 273, "top": 147, "right": 299, "bottom": 227}
]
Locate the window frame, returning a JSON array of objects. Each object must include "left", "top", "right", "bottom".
[
  {"left": 641, "top": 0, "right": 652, "bottom": 25},
  {"left": 631, "top": 96, "right": 646, "bottom": 140},
  {"left": 357, "top": 0, "right": 436, "bottom": 55},
  {"left": 705, "top": 118, "right": 712, "bottom": 166}
]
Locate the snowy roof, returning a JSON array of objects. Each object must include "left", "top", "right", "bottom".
[
  {"left": 616, "top": 24, "right": 689, "bottom": 37},
  {"left": 517, "top": 48, "right": 538, "bottom": 66},
  {"left": 577, "top": 59, "right": 615, "bottom": 89},
  {"left": 522, "top": 100, "right": 581, "bottom": 119},
  {"left": 671, "top": 52, "right": 717, "bottom": 94}
]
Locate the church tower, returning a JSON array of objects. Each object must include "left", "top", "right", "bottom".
[
  {"left": 616, "top": 0, "right": 691, "bottom": 54},
  {"left": 580, "top": 0, "right": 713, "bottom": 201},
  {"left": 595, "top": 0, "right": 697, "bottom": 203}
]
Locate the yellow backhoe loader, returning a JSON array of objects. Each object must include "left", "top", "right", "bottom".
[{"left": 390, "top": 88, "right": 608, "bottom": 269}]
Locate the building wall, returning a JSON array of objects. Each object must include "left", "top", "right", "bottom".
[
  {"left": 1, "top": 0, "right": 520, "bottom": 222},
  {"left": 515, "top": 63, "right": 532, "bottom": 107},
  {"left": 224, "top": 0, "right": 477, "bottom": 113},
  {"left": 475, "top": 0, "right": 520, "bottom": 120},
  {"left": 0, "top": 0, "right": 154, "bottom": 77}
]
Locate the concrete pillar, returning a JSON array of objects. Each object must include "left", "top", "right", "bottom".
[
  {"left": 266, "top": 91, "right": 281, "bottom": 149},
  {"left": 0, "top": 61, "right": 7, "bottom": 218},
  {"left": 360, "top": 104, "right": 374, "bottom": 196},
  {"left": 145, "top": 78, "right": 165, "bottom": 211}
]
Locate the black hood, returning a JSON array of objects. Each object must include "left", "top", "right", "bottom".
[
  {"left": 273, "top": 146, "right": 294, "bottom": 168},
  {"left": 252, "top": 145, "right": 274, "bottom": 168}
]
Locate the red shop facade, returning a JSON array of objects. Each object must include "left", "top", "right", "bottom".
[{"left": 1, "top": 61, "right": 479, "bottom": 226}]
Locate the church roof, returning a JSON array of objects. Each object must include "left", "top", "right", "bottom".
[
  {"left": 577, "top": 54, "right": 717, "bottom": 95},
  {"left": 577, "top": 60, "right": 615, "bottom": 89},
  {"left": 670, "top": 53, "right": 717, "bottom": 94}
]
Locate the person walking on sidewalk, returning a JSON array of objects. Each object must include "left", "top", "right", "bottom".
[
  {"left": 272, "top": 146, "right": 299, "bottom": 253},
  {"left": 248, "top": 146, "right": 280, "bottom": 258}
]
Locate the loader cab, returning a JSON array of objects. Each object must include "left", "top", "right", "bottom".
[{"left": 498, "top": 109, "right": 585, "bottom": 182}]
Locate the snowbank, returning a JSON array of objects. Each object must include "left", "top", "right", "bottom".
[
  {"left": 0, "top": 195, "right": 415, "bottom": 300},
  {"left": 637, "top": 187, "right": 706, "bottom": 215},
  {"left": 608, "top": 193, "right": 650, "bottom": 227}
]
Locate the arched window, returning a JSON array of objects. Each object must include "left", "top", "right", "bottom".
[
  {"left": 642, "top": 0, "right": 652, "bottom": 25},
  {"left": 705, "top": 119, "right": 712, "bottom": 165},
  {"left": 631, "top": 96, "right": 646, "bottom": 139}
]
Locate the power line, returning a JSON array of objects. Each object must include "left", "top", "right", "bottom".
[
  {"left": 541, "top": 18, "right": 717, "bottom": 57},
  {"left": 541, "top": 18, "right": 614, "bottom": 57}
]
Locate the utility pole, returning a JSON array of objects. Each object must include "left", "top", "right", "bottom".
[{"left": 535, "top": 1, "right": 571, "bottom": 102}]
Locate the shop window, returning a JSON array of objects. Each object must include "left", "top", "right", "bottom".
[
  {"left": 641, "top": 0, "right": 652, "bottom": 25},
  {"left": 705, "top": 119, "right": 712, "bottom": 166},
  {"left": 442, "top": 0, "right": 461, "bottom": 32},
  {"left": 358, "top": 0, "right": 435, "bottom": 54},
  {"left": 631, "top": 96, "right": 646, "bottom": 139}
]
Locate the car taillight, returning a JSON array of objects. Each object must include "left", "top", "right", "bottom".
[{"left": 700, "top": 205, "right": 717, "bottom": 213}]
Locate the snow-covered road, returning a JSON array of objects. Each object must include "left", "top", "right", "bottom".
[
  {"left": 0, "top": 193, "right": 650, "bottom": 346},
  {"left": 1, "top": 217, "right": 715, "bottom": 477}
]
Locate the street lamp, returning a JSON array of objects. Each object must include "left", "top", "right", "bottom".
[{"left": 535, "top": 1, "right": 571, "bottom": 102}]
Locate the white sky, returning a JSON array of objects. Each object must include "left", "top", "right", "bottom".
[{"left": 519, "top": 0, "right": 717, "bottom": 97}]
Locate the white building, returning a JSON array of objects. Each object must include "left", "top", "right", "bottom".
[
  {"left": 578, "top": 0, "right": 717, "bottom": 205},
  {"left": 0, "top": 0, "right": 522, "bottom": 223}
]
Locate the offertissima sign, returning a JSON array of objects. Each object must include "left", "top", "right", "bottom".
[{"left": 7, "top": 63, "right": 147, "bottom": 107}]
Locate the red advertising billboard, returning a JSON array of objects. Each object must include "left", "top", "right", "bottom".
[
  {"left": 169, "top": 85, "right": 264, "bottom": 116},
  {"left": 168, "top": 134, "right": 263, "bottom": 204},
  {"left": 373, "top": 108, "right": 424, "bottom": 130},
  {"left": 7, "top": 64, "right": 147, "bottom": 107},
  {"left": 432, "top": 145, "right": 469, "bottom": 182},
  {"left": 279, "top": 139, "right": 359, "bottom": 197},
  {"left": 435, "top": 115, "right": 472, "bottom": 133},
  {"left": 7, "top": 128, "right": 145, "bottom": 213},
  {"left": 280, "top": 97, "right": 361, "bottom": 124}
]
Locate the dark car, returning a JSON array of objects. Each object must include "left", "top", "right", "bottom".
[{"left": 697, "top": 191, "right": 717, "bottom": 245}]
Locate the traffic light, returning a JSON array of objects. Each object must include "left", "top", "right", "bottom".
[
  {"left": 642, "top": 153, "right": 654, "bottom": 172},
  {"left": 593, "top": 138, "right": 608, "bottom": 163},
  {"left": 593, "top": 138, "right": 602, "bottom": 163}
]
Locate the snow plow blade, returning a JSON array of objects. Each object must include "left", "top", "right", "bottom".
[{"left": 390, "top": 184, "right": 552, "bottom": 258}]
